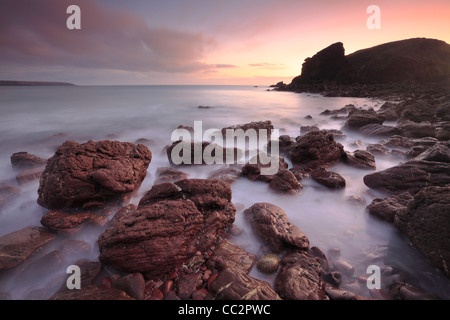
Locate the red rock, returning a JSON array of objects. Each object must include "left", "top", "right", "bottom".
[
  {"left": 10, "top": 152, "right": 46, "bottom": 169},
  {"left": 244, "top": 203, "right": 310, "bottom": 252},
  {"left": 40, "top": 210, "right": 108, "bottom": 234},
  {"left": 206, "top": 239, "right": 256, "bottom": 273},
  {"left": 37, "top": 140, "right": 152, "bottom": 210},
  {"left": 209, "top": 267, "right": 281, "bottom": 300},
  {"left": 98, "top": 179, "right": 235, "bottom": 279},
  {"left": 0, "top": 226, "right": 56, "bottom": 272},
  {"left": 275, "top": 250, "right": 328, "bottom": 300},
  {"left": 161, "top": 280, "right": 174, "bottom": 296},
  {"left": 311, "top": 169, "right": 346, "bottom": 189},
  {"left": 102, "top": 277, "right": 112, "bottom": 289},
  {"left": 154, "top": 167, "right": 189, "bottom": 184},
  {"left": 49, "top": 285, "right": 134, "bottom": 300},
  {"left": 343, "top": 150, "right": 376, "bottom": 170},
  {"left": 207, "top": 273, "right": 219, "bottom": 291},
  {"left": 176, "top": 273, "right": 203, "bottom": 299},
  {"left": 16, "top": 168, "right": 43, "bottom": 185},
  {"left": 269, "top": 169, "right": 303, "bottom": 194},
  {"left": 192, "top": 288, "right": 208, "bottom": 300},
  {"left": 287, "top": 130, "right": 345, "bottom": 169},
  {"left": 112, "top": 273, "right": 146, "bottom": 300},
  {"left": 151, "top": 288, "right": 164, "bottom": 300}
]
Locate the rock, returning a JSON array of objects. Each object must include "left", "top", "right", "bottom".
[
  {"left": 366, "top": 193, "right": 414, "bottom": 223},
  {"left": 269, "top": 169, "right": 303, "bottom": 194},
  {"left": 379, "top": 135, "right": 412, "bottom": 148},
  {"left": 0, "top": 226, "right": 56, "bottom": 272},
  {"left": 274, "top": 135, "right": 295, "bottom": 154},
  {"left": 208, "top": 267, "right": 281, "bottom": 300},
  {"left": 242, "top": 155, "right": 288, "bottom": 183},
  {"left": 413, "top": 143, "right": 450, "bottom": 163},
  {"left": 311, "top": 169, "right": 346, "bottom": 189},
  {"left": 324, "top": 129, "right": 346, "bottom": 141},
  {"left": 256, "top": 254, "right": 280, "bottom": 274},
  {"left": 344, "top": 108, "right": 385, "bottom": 130},
  {"left": 333, "top": 258, "right": 355, "bottom": 276},
  {"left": 343, "top": 150, "right": 376, "bottom": 170},
  {"left": 154, "top": 167, "right": 188, "bottom": 184},
  {"left": 274, "top": 250, "right": 328, "bottom": 300},
  {"left": 244, "top": 203, "right": 310, "bottom": 252},
  {"left": 112, "top": 273, "right": 146, "bottom": 300},
  {"left": 98, "top": 179, "right": 235, "bottom": 279},
  {"left": 300, "top": 125, "right": 320, "bottom": 134},
  {"left": 221, "top": 120, "right": 274, "bottom": 137},
  {"left": 394, "top": 186, "right": 450, "bottom": 278},
  {"left": 363, "top": 160, "right": 450, "bottom": 194},
  {"left": 207, "top": 166, "right": 241, "bottom": 184},
  {"left": 323, "top": 271, "right": 342, "bottom": 287},
  {"left": 436, "top": 123, "right": 450, "bottom": 140},
  {"left": 358, "top": 124, "right": 401, "bottom": 137},
  {"left": 37, "top": 140, "right": 152, "bottom": 210},
  {"left": 15, "top": 168, "right": 43, "bottom": 185},
  {"left": 176, "top": 273, "right": 203, "bottom": 299},
  {"left": 406, "top": 146, "right": 429, "bottom": 158},
  {"left": 366, "top": 144, "right": 390, "bottom": 157},
  {"left": 10, "top": 152, "right": 46, "bottom": 169},
  {"left": 389, "top": 282, "right": 441, "bottom": 300},
  {"left": 40, "top": 210, "right": 108, "bottom": 234},
  {"left": 325, "top": 286, "right": 356, "bottom": 300},
  {"left": 191, "top": 288, "right": 208, "bottom": 300},
  {"left": 167, "top": 140, "right": 242, "bottom": 166},
  {"left": 398, "top": 99, "right": 436, "bottom": 123},
  {"left": 198, "top": 105, "right": 213, "bottom": 109},
  {"left": 398, "top": 121, "right": 437, "bottom": 138},
  {"left": 207, "top": 239, "right": 256, "bottom": 273},
  {"left": 49, "top": 285, "right": 134, "bottom": 300},
  {"left": 287, "top": 130, "right": 345, "bottom": 169},
  {"left": 289, "top": 42, "right": 356, "bottom": 86}
]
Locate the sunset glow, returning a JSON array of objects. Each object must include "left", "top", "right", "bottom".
[{"left": 1, "top": 0, "right": 449, "bottom": 85}]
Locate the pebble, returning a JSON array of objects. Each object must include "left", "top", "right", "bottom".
[{"left": 256, "top": 254, "right": 280, "bottom": 274}]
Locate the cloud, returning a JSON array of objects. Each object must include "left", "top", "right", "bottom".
[
  {"left": 0, "top": 0, "right": 216, "bottom": 75},
  {"left": 215, "top": 64, "right": 238, "bottom": 68},
  {"left": 249, "top": 63, "right": 286, "bottom": 69}
]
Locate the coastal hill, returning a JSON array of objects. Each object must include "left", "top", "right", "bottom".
[
  {"left": 0, "top": 80, "right": 75, "bottom": 86},
  {"left": 283, "top": 38, "right": 450, "bottom": 92}
]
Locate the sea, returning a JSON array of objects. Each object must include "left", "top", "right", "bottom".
[{"left": 0, "top": 85, "right": 449, "bottom": 299}]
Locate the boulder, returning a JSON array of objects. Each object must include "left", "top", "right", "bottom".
[
  {"left": 206, "top": 239, "right": 256, "bottom": 273},
  {"left": 358, "top": 124, "right": 401, "bottom": 137},
  {"left": 221, "top": 120, "right": 274, "bottom": 137},
  {"left": 10, "top": 152, "right": 46, "bottom": 169},
  {"left": 208, "top": 267, "right": 281, "bottom": 300},
  {"left": 0, "top": 226, "right": 56, "bottom": 272},
  {"left": 40, "top": 210, "right": 108, "bottom": 234},
  {"left": 274, "top": 250, "right": 328, "bottom": 300},
  {"left": 37, "top": 140, "right": 152, "bottom": 210},
  {"left": 242, "top": 155, "right": 288, "bottom": 183},
  {"left": 311, "top": 169, "right": 346, "bottom": 189},
  {"left": 243, "top": 203, "right": 309, "bottom": 252},
  {"left": 366, "top": 144, "right": 390, "bottom": 157},
  {"left": 343, "top": 150, "right": 376, "bottom": 170},
  {"left": 413, "top": 143, "right": 450, "bottom": 163},
  {"left": 287, "top": 130, "right": 345, "bottom": 169},
  {"left": 269, "top": 169, "right": 303, "bottom": 194},
  {"left": 366, "top": 193, "right": 414, "bottom": 223},
  {"left": 394, "top": 186, "right": 450, "bottom": 278},
  {"left": 154, "top": 167, "right": 188, "bottom": 184},
  {"left": 207, "top": 166, "right": 242, "bottom": 184},
  {"left": 398, "top": 121, "right": 437, "bottom": 138},
  {"left": 98, "top": 179, "right": 235, "bottom": 279},
  {"left": 344, "top": 108, "right": 385, "bottom": 130},
  {"left": 364, "top": 160, "right": 450, "bottom": 194}
]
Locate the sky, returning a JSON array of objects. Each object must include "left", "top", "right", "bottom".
[{"left": 1, "top": 0, "right": 449, "bottom": 85}]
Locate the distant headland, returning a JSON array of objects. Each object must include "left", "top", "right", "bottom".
[{"left": 0, "top": 80, "right": 75, "bottom": 86}]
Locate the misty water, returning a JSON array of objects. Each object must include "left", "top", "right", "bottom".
[{"left": 0, "top": 85, "right": 449, "bottom": 299}]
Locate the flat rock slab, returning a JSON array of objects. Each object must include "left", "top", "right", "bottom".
[{"left": 0, "top": 226, "right": 56, "bottom": 272}]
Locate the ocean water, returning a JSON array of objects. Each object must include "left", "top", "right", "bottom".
[{"left": 0, "top": 85, "right": 449, "bottom": 299}]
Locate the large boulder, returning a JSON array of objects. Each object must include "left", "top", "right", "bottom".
[
  {"left": 311, "top": 169, "right": 346, "bottom": 189},
  {"left": 287, "top": 130, "right": 345, "bottom": 169},
  {"left": 394, "top": 186, "right": 450, "bottom": 278},
  {"left": 243, "top": 203, "right": 309, "bottom": 252},
  {"left": 363, "top": 160, "right": 450, "bottom": 194},
  {"left": 98, "top": 179, "right": 235, "bottom": 279},
  {"left": 366, "top": 192, "right": 414, "bottom": 223},
  {"left": 37, "top": 140, "right": 152, "bottom": 210}
]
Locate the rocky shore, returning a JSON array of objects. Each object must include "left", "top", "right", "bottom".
[{"left": 0, "top": 85, "right": 449, "bottom": 301}]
